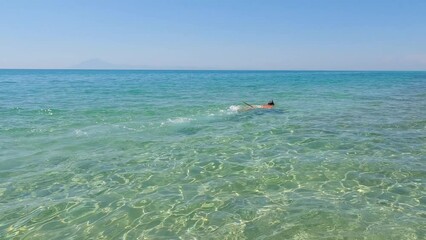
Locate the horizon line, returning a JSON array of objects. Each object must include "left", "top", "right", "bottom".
[{"left": 1, "top": 68, "right": 426, "bottom": 72}]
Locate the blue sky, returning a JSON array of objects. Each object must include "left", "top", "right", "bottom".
[{"left": 1, "top": 0, "right": 425, "bottom": 70}]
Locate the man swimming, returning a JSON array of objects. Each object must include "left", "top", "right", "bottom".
[
  {"left": 243, "top": 100, "right": 275, "bottom": 110},
  {"left": 261, "top": 100, "right": 274, "bottom": 109}
]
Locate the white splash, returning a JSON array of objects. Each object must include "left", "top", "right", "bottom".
[
  {"left": 162, "top": 117, "right": 194, "bottom": 125},
  {"left": 218, "top": 105, "right": 243, "bottom": 115},
  {"left": 228, "top": 105, "right": 242, "bottom": 112}
]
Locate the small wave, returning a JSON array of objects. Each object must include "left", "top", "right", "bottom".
[
  {"left": 40, "top": 108, "right": 53, "bottom": 115},
  {"left": 74, "top": 129, "right": 88, "bottom": 136},
  {"left": 162, "top": 117, "right": 194, "bottom": 125},
  {"left": 161, "top": 106, "right": 242, "bottom": 126}
]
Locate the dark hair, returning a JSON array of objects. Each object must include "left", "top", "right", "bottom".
[{"left": 268, "top": 100, "right": 274, "bottom": 105}]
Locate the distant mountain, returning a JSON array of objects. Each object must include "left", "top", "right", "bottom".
[{"left": 71, "top": 59, "right": 141, "bottom": 69}]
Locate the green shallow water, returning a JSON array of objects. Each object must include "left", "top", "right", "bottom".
[{"left": 0, "top": 70, "right": 425, "bottom": 239}]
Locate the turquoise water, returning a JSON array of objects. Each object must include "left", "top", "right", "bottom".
[{"left": 0, "top": 70, "right": 425, "bottom": 239}]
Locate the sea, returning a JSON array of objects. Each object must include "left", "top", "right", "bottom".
[{"left": 0, "top": 70, "right": 425, "bottom": 239}]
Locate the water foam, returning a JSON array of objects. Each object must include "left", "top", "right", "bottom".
[
  {"left": 163, "top": 117, "right": 194, "bottom": 125},
  {"left": 218, "top": 105, "right": 242, "bottom": 115},
  {"left": 161, "top": 106, "right": 240, "bottom": 126},
  {"left": 228, "top": 105, "right": 242, "bottom": 112}
]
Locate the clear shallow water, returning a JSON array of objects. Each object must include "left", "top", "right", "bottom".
[{"left": 0, "top": 70, "right": 425, "bottom": 239}]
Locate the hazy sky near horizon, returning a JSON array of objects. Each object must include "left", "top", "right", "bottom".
[{"left": 1, "top": 0, "right": 426, "bottom": 70}]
